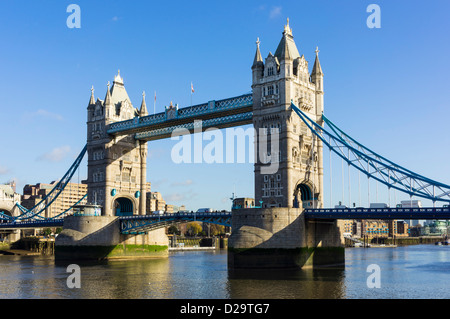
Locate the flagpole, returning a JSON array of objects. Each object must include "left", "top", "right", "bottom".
[{"left": 154, "top": 91, "right": 156, "bottom": 115}]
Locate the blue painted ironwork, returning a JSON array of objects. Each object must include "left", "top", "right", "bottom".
[
  {"left": 107, "top": 93, "right": 253, "bottom": 137},
  {"left": 8, "top": 145, "right": 87, "bottom": 221},
  {"left": 0, "top": 219, "right": 64, "bottom": 229},
  {"left": 119, "top": 211, "right": 231, "bottom": 234},
  {"left": 304, "top": 206, "right": 450, "bottom": 220},
  {"left": 33, "top": 193, "right": 88, "bottom": 220},
  {"left": 291, "top": 102, "right": 450, "bottom": 203},
  {"left": 135, "top": 111, "right": 253, "bottom": 140}
]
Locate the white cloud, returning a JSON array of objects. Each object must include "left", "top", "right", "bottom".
[
  {"left": 165, "top": 189, "right": 198, "bottom": 203},
  {"left": 151, "top": 178, "right": 168, "bottom": 189},
  {"left": 37, "top": 145, "right": 71, "bottom": 162},
  {"left": 23, "top": 109, "right": 64, "bottom": 122},
  {"left": 165, "top": 193, "right": 187, "bottom": 202},
  {"left": 170, "top": 179, "right": 193, "bottom": 187},
  {"left": 269, "top": 6, "right": 282, "bottom": 19}
]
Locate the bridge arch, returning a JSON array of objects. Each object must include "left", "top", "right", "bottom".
[
  {"left": 0, "top": 209, "right": 12, "bottom": 222},
  {"left": 293, "top": 181, "right": 315, "bottom": 208},
  {"left": 113, "top": 197, "right": 134, "bottom": 216}
]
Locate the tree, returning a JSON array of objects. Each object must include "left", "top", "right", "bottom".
[
  {"left": 168, "top": 225, "right": 180, "bottom": 235},
  {"left": 186, "top": 222, "right": 202, "bottom": 237},
  {"left": 210, "top": 224, "right": 225, "bottom": 236}
]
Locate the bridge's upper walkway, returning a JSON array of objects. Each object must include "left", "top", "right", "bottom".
[{"left": 106, "top": 93, "right": 253, "bottom": 141}]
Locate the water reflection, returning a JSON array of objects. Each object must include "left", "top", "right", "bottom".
[
  {"left": 1, "top": 246, "right": 450, "bottom": 299},
  {"left": 227, "top": 267, "right": 346, "bottom": 299}
]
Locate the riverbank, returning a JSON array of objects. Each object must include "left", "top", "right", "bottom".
[
  {"left": 347, "top": 236, "right": 443, "bottom": 247},
  {"left": 385, "top": 236, "right": 443, "bottom": 245},
  {"left": 169, "top": 246, "right": 218, "bottom": 252}
]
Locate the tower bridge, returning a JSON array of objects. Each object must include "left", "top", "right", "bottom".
[{"left": 3, "top": 20, "right": 450, "bottom": 267}]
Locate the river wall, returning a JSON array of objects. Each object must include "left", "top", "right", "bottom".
[{"left": 55, "top": 215, "right": 168, "bottom": 260}]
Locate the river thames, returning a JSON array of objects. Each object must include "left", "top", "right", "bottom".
[{"left": 0, "top": 244, "right": 449, "bottom": 299}]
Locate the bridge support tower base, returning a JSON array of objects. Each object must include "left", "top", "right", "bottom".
[
  {"left": 55, "top": 216, "right": 169, "bottom": 260},
  {"left": 228, "top": 208, "right": 345, "bottom": 269}
]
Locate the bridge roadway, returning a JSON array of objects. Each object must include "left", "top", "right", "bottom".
[
  {"left": 304, "top": 206, "right": 450, "bottom": 220},
  {"left": 1, "top": 207, "right": 449, "bottom": 233}
]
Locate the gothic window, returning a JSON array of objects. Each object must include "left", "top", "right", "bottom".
[
  {"left": 268, "top": 67, "right": 274, "bottom": 76},
  {"left": 292, "top": 147, "right": 301, "bottom": 164},
  {"left": 93, "top": 150, "right": 104, "bottom": 161},
  {"left": 268, "top": 85, "right": 274, "bottom": 95},
  {"left": 276, "top": 84, "right": 279, "bottom": 94}
]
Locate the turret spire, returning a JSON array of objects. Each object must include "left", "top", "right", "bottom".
[
  {"left": 252, "top": 37, "right": 264, "bottom": 68},
  {"left": 139, "top": 91, "right": 148, "bottom": 116},
  {"left": 274, "top": 18, "right": 299, "bottom": 62},
  {"left": 89, "top": 85, "right": 95, "bottom": 105},
  {"left": 104, "top": 81, "right": 112, "bottom": 105},
  {"left": 311, "top": 46, "right": 323, "bottom": 76},
  {"left": 284, "top": 17, "right": 292, "bottom": 36}
]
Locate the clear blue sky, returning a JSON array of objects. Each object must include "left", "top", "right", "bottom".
[{"left": 0, "top": 0, "right": 449, "bottom": 210}]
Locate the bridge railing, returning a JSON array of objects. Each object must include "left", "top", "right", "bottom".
[
  {"left": 304, "top": 206, "right": 450, "bottom": 219},
  {"left": 119, "top": 211, "right": 232, "bottom": 233},
  {"left": 107, "top": 93, "right": 253, "bottom": 135}
]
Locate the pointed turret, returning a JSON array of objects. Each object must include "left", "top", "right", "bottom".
[
  {"left": 274, "top": 18, "right": 300, "bottom": 62},
  {"left": 252, "top": 37, "right": 265, "bottom": 83},
  {"left": 139, "top": 91, "right": 148, "bottom": 116},
  {"left": 311, "top": 47, "right": 324, "bottom": 118},
  {"left": 252, "top": 37, "right": 264, "bottom": 68},
  {"left": 104, "top": 81, "right": 112, "bottom": 106},
  {"left": 311, "top": 47, "right": 323, "bottom": 78},
  {"left": 88, "top": 86, "right": 95, "bottom": 106}
]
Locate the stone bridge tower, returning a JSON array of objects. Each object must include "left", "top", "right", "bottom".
[
  {"left": 86, "top": 71, "right": 148, "bottom": 216},
  {"left": 252, "top": 19, "right": 324, "bottom": 209}
]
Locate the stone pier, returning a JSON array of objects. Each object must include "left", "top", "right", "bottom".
[
  {"left": 55, "top": 215, "right": 168, "bottom": 260},
  {"left": 228, "top": 208, "right": 345, "bottom": 269}
]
